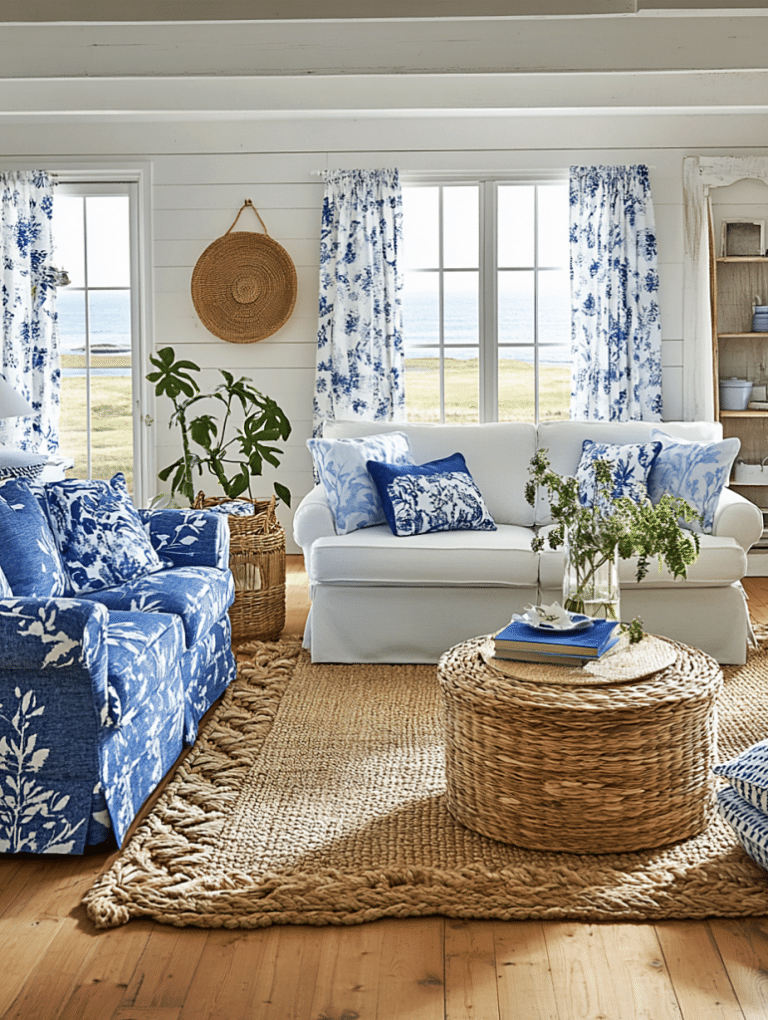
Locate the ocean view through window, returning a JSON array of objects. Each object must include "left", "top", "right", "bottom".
[
  {"left": 402, "top": 178, "right": 570, "bottom": 423},
  {"left": 53, "top": 183, "right": 137, "bottom": 493}
]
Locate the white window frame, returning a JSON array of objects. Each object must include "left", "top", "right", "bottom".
[
  {"left": 53, "top": 165, "right": 154, "bottom": 506},
  {"left": 402, "top": 170, "right": 569, "bottom": 424}
]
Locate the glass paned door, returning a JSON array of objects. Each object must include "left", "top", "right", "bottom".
[{"left": 54, "top": 189, "right": 136, "bottom": 493}]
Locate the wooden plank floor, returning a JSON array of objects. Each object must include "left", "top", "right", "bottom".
[{"left": 2, "top": 559, "right": 768, "bottom": 1020}]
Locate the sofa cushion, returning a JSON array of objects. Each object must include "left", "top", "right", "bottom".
[
  {"left": 537, "top": 525, "right": 747, "bottom": 589},
  {"left": 104, "top": 610, "right": 185, "bottom": 728},
  {"left": 0, "top": 477, "right": 68, "bottom": 596},
  {"left": 576, "top": 439, "right": 661, "bottom": 507},
  {"left": 307, "top": 431, "right": 414, "bottom": 535},
  {"left": 647, "top": 429, "right": 741, "bottom": 534},
  {"left": 534, "top": 420, "right": 725, "bottom": 526},
  {"left": 309, "top": 524, "right": 539, "bottom": 587},
  {"left": 324, "top": 420, "right": 537, "bottom": 527},
  {"left": 44, "top": 473, "right": 166, "bottom": 595},
  {"left": 367, "top": 452, "right": 497, "bottom": 537},
  {"left": 80, "top": 565, "right": 235, "bottom": 649}
]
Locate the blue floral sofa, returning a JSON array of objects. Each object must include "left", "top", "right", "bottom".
[{"left": 0, "top": 473, "right": 237, "bottom": 855}]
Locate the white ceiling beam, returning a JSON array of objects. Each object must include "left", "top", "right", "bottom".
[
  {"left": 3, "top": 0, "right": 768, "bottom": 21},
  {"left": 0, "top": 69, "right": 767, "bottom": 119},
  {"left": 1, "top": 17, "right": 767, "bottom": 79}
]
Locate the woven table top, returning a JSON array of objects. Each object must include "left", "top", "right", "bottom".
[{"left": 440, "top": 634, "right": 722, "bottom": 713}]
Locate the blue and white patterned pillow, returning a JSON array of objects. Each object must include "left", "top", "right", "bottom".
[
  {"left": 647, "top": 429, "right": 740, "bottom": 534},
  {"left": 576, "top": 440, "right": 661, "bottom": 508},
  {"left": 307, "top": 431, "right": 414, "bottom": 535},
  {"left": 713, "top": 738, "right": 768, "bottom": 814},
  {"left": 205, "top": 500, "right": 255, "bottom": 516},
  {"left": 366, "top": 452, "right": 497, "bottom": 537},
  {"left": 717, "top": 786, "right": 768, "bottom": 871},
  {"left": 44, "top": 473, "right": 166, "bottom": 595},
  {"left": 0, "top": 477, "right": 68, "bottom": 596}
]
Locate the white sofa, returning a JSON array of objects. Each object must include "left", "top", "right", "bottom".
[{"left": 293, "top": 419, "right": 763, "bottom": 665}]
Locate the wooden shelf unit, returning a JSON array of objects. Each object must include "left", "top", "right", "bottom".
[{"left": 712, "top": 253, "right": 768, "bottom": 470}]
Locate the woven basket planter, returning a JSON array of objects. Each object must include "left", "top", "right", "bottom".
[{"left": 193, "top": 492, "right": 286, "bottom": 643}]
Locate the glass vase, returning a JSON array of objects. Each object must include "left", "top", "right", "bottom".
[{"left": 562, "top": 529, "right": 621, "bottom": 621}]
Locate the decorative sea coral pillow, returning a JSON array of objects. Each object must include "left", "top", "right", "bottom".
[
  {"left": 366, "top": 452, "right": 497, "bottom": 537},
  {"left": 44, "top": 473, "right": 166, "bottom": 595},
  {"left": 0, "top": 477, "right": 67, "bottom": 596},
  {"left": 647, "top": 429, "right": 740, "bottom": 534},
  {"left": 307, "top": 431, "right": 414, "bottom": 535},
  {"left": 576, "top": 440, "right": 662, "bottom": 508}
]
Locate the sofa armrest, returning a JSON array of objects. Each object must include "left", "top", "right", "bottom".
[
  {"left": 0, "top": 596, "right": 110, "bottom": 717},
  {"left": 139, "top": 508, "right": 230, "bottom": 570},
  {"left": 292, "top": 485, "right": 337, "bottom": 558},
  {"left": 712, "top": 487, "right": 764, "bottom": 552}
]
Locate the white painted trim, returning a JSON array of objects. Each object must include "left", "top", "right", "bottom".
[
  {"left": 54, "top": 163, "right": 155, "bottom": 504},
  {"left": 2, "top": 70, "right": 768, "bottom": 121}
]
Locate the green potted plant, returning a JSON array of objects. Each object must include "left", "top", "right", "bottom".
[
  {"left": 148, "top": 346, "right": 293, "bottom": 643},
  {"left": 147, "top": 346, "right": 291, "bottom": 508},
  {"left": 525, "top": 449, "right": 702, "bottom": 629}
]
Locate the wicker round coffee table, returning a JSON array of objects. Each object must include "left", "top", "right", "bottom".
[{"left": 438, "top": 634, "right": 723, "bottom": 854}]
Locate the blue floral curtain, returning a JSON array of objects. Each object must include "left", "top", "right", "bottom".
[
  {"left": 0, "top": 170, "right": 60, "bottom": 453},
  {"left": 570, "top": 165, "right": 662, "bottom": 421},
  {"left": 313, "top": 168, "right": 405, "bottom": 435}
]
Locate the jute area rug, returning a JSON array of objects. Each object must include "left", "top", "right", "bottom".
[{"left": 84, "top": 636, "right": 768, "bottom": 929}]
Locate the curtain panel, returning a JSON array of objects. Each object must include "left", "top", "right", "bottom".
[
  {"left": 0, "top": 170, "right": 60, "bottom": 453},
  {"left": 313, "top": 168, "right": 405, "bottom": 436},
  {"left": 570, "top": 165, "right": 662, "bottom": 422}
]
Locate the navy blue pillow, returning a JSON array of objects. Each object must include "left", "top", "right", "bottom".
[{"left": 366, "top": 452, "right": 497, "bottom": 537}]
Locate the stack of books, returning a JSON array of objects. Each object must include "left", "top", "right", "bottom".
[{"left": 493, "top": 618, "right": 620, "bottom": 667}]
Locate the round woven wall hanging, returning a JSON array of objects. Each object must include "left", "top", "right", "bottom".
[{"left": 191, "top": 200, "right": 297, "bottom": 344}]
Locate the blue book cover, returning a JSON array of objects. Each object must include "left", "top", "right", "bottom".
[{"left": 493, "top": 618, "right": 620, "bottom": 657}]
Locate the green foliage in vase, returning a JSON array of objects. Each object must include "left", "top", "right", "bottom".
[
  {"left": 147, "top": 346, "right": 292, "bottom": 508},
  {"left": 525, "top": 449, "right": 702, "bottom": 634}
]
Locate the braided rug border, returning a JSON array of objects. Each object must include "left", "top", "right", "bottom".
[{"left": 83, "top": 635, "right": 768, "bottom": 929}]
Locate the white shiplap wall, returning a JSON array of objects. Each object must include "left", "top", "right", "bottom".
[{"left": 2, "top": 112, "right": 768, "bottom": 549}]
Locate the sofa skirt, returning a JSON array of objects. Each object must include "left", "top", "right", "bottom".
[
  {"left": 306, "top": 581, "right": 752, "bottom": 665},
  {"left": 305, "top": 584, "right": 538, "bottom": 663}
]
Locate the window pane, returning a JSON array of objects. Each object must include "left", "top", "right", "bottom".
[
  {"left": 405, "top": 354, "right": 441, "bottom": 423},
  {"left": 538, "top": 184, "right": 569, "bottom": 268},
  {"left": 444, "top": 271, "right": 478, "bottom": 346},
  {"left": 54, "top": 196, "right": 85, "bottom": 288},
  {"left": 57, "top": 288, "right": 86, "bottom": 366},
  {"left": 86, "top": 196, "right": 131, "bottom": 288},
  {"left": 498, "top": 270, "right": 534, "bottom": 344},
  {"left": 403, "top": 272, "right": 440, "bottom": 352},
  {"left": 498, "top": 185, "right": 534, "bottom": 267},
  {"left": 444, "top": 349, "right": 479, "bottom": 423},
  {"left": 537, "top": 269, "right": 569, "bottom": 345},
  {"left": 443, "top": 186, "right": 478, "bottom": 269},
  {"left": 402, "top": 187, "right": 439, "bottom": 269},
  {"left": 498, "top": 347, "right": 535, "bottom": 421},
  {"left": 88, "top": 290, "right": 132, "bottom": 359},
  {"left": 538, "top": 344, "right": 571, "bottom": 421},
  {"left": 90, "top": 373, "right": 134, "bottom": 492},
  {"left": 60, "top": 375, "right": 88, "bottom": 480}
]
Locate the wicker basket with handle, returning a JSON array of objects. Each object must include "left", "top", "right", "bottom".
[{"left": 193, "top": 492, "right": 286, "bottom": 642}]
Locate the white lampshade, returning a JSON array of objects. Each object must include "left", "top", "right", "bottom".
[{"left": 0, "top": 376, "right": 33, "bottom": 419}]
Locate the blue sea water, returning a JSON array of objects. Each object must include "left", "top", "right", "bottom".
[
  {"left": 403, "top": 281, "right": 570, "bottom": 366},
  {"left": 56, "top": 288, "right": 132, "bottom": 377},
  {"left": 55, "top": 284, "right": 571, "bottom": 373}
]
